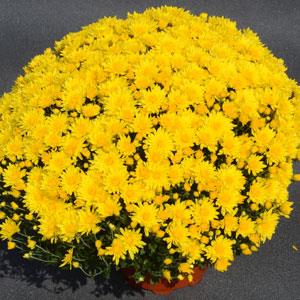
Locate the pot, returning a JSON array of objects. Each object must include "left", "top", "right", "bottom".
[{"left": 121, "top": 265, "right": 208, "bottom": 295}]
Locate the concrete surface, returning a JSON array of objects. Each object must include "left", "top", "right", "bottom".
[{"left": 0, "top": 1, "right": 299, "bottom": 299}]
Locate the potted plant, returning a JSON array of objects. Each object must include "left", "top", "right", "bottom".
[{"left": 0, "top": 6, "right": 299, "bottom": 295}]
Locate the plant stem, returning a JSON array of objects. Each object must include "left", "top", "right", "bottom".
[
  {"left": 35, "top": 244, "right": 60, "bottom": 258},
  {"left": 17, "top": 232, "right": 61, "bottom": 258},
  {"left": 29, "top": 256, "right": 57, "bottom": 264},
  {"left": 78, "top": 266, "right": 93, "bottom": 277},
  {"left": 12, "top": 238, "right": 26, "bottom": 245},
  {"left": 73, "top": 256, "right": 86, "bottom": 262},
  {"left": 80, "top": 237, "right": 91, "bottom": 248}
]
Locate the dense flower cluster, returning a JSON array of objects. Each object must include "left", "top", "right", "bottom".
[{"left": 0, "top": 6, "right": 300, "bottom": 283}]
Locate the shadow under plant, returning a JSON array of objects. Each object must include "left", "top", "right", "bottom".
[{"left": 0, "top": 245, "right": 144, "bottom": 298}]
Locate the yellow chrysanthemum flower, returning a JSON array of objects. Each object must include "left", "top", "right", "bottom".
[
  {"left": 192, "top": 198, "right": 218, "bottom": 226},
  {"left": 205, "top": 236, "right": 234, "bottom": 262},
  {"left": 214, "top": 258, "right": 231, "bottom": 272},
  {"left": 105, "top": 237, "right": 127, "bottom": 266},
  {"left": 279, "top": 201, "right": 293, "bottom": 218},
  {"left": 57, "top": 209, "right": 79, "bottom": 242},
  {"left": 216, "top": 189, "right": 243, "bottom": 213},
  {"left": 60, "top": 248, "right": 74, "bottom": 270},
  {"left": 246, "top": 154, "right": 266, "bottom": 175},
  {"left": 114, "top": 228, "right": 146, "bottom": 260},
  {"left": 131, "top": 203, "right": 160, "bottom": 236},
  {"left": 247, "top": 179, "right": 269, "bottom": 206},
  {"left": 60, "top": 166, "right": 82, "bottom": 195},
  {"left": 222, "top": 214, "right": 239, "bottom": 236},
  {"left": 78, "top": 210, "right": 101, "bottom": 235},
  {"left": 237, "top": 216, "right": 256, "bottom": 238},
  {"left": 256, "top": 212, "right": 279, "bottom": 242},
  {"left": 3, "top": 165, "right": 26, "bottom": 190},
  {"left": 0, "top": 218, "right": 20, "bottom": 240},
  {"left": 164, "top": 221, "right": 190, "bottom": 249}
]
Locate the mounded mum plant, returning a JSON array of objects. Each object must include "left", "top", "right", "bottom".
[{"left": 0, "top": 6, "right": 300, "bottom": 289}]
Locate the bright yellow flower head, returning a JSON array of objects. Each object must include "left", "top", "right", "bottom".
[
  {"left": 205, "top": 236, "right": 234, "bottom": 262},
  {"left": 0, "top": 218, "right": 20, "bottom": 240},
  {"left": 78, "top": 210, "right": 101, "bottom": 235},
  {"left": 223, "top": 214, "right": 239, "bottom": 235},
  {"left": 105, "top": 237, "right": 127, "bottom": 266},
  {"left": 60, "top": 248, "right": 74, "bottom": 270},
  {"left": 57, "top": 209, "right": 79, "bottom": 242},
  {"left": 3, "top": 165, "right": 26, "bottom": 190},
  {"left": 192, "top": 198, "right": 218, "bottom": 226},
  {"left": 246, "top": 154, "right": 266, "bottom": 176},
  {"left": 164, "top": 221, "right": 190, "bottom": 249},
  {"left": 279, "top": 201, "right": 293, "bottom": 218},
  {"left": 114, "top": 227, "right": 146, "bottom": 260},
  {"left": 237, "top": 216, "right": 256, "bottom": 238},
  {"left": 256, "top": 212, "right": 279, "bottom": 242},
  {"left": 131, "top": 203, "right": 160, "bottom": 236},
  {"left": 214, "top": 258, "right": 231, "bottom": 272}
]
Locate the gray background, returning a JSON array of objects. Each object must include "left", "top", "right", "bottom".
[{"left": 0, "top": 0, "right": 300, "bottom": 299}]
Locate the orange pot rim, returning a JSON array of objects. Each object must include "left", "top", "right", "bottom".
[{"left": 121, "top": 264, "right": 208, "bottom": 295}]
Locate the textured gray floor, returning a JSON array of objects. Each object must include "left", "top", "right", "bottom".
[{"left": 0, "top": 1, "right": 300, "bottom": 299}]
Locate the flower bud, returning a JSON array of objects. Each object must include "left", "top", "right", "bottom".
[
  {"left": 7, "top": 241, "right": 16, "bottom": 250},
  {"left": 164, "top": 258, "right": 172, "bottom": 265},
  {"left": 95, "top": 240, "right": 102, "bottom": 249},
  {"left": 27, "top": 239, "right": 36, "bottom": 250}
]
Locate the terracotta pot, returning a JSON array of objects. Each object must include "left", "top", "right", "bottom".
[{"left": 121, "top": 265, "right": 208, "bottom": 295}]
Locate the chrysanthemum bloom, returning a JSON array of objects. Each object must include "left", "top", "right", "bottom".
[{"left": 0, "top": 6, "right": 299, "bottom": 282}]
